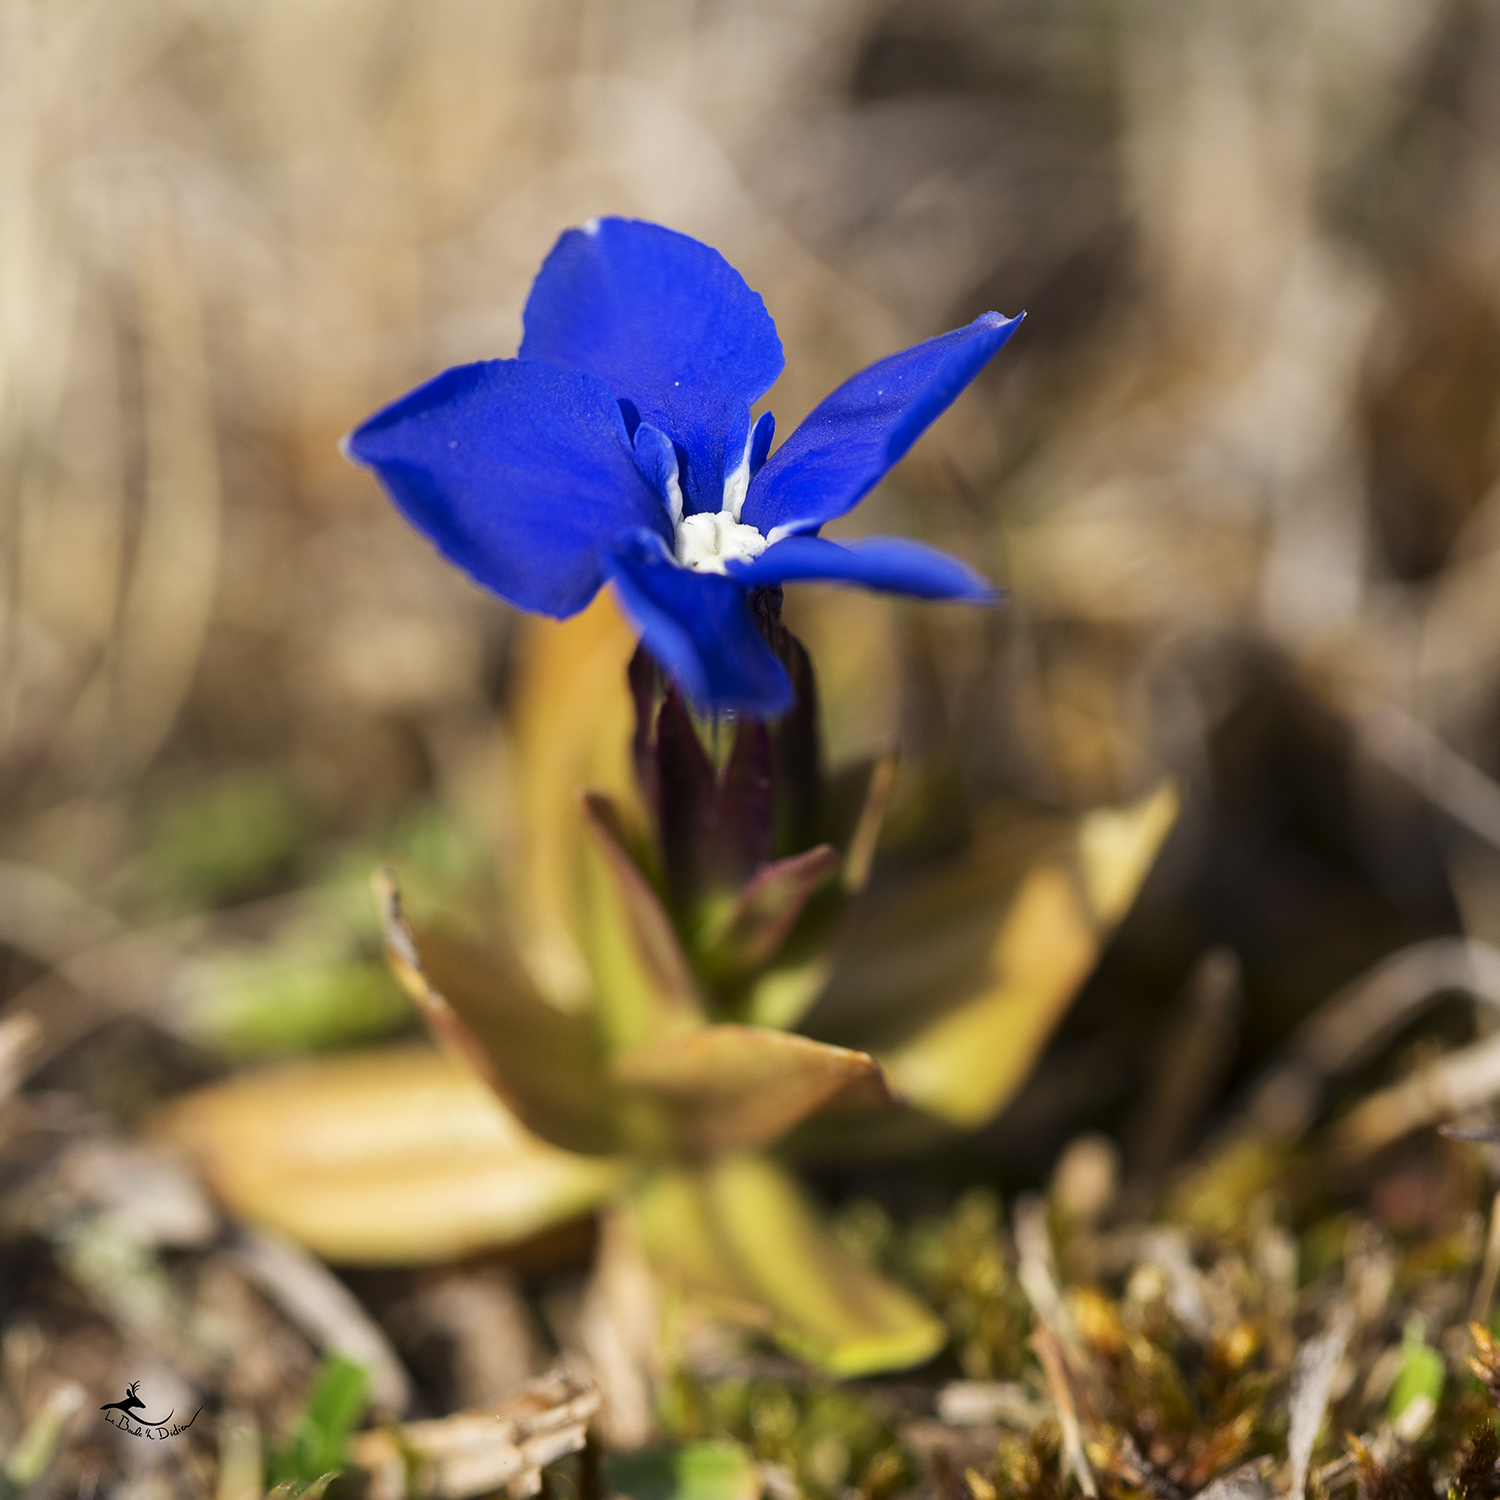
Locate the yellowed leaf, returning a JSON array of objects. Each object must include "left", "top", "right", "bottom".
[
  {"left": 876, "top": 782, "right": 1178, "bottom": 1128},
  {"left": 804, "top": 782, "right": 1178, "bottom": 1133},
  {"left": 579, "top": 790, "right": 705, "bottom": 1054},
  {"left": 877, "top": 865, "right": 1097, "bottom": 1126},
  {"left": 504, "top": 595, "right": 640, "bottom": 1011},
  {"left": 375, "top": 871, "right": 620, "bottom": 1155},
  {"left": 630, "top": 1155, "right": 946, "bottom": 1377},
  {"left": 155, "top": 1046, "right": 628, "bottom": 1263},
  {"left": 1078, "top": 782, "right": 1180, "bottom": 922},
  {"left": 612, "top": 1024, "right": 891, "bottom": 1155}
]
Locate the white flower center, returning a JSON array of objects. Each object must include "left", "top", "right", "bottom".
[{"left": 674, "top": 510, "right": 768, "bottom": 573}]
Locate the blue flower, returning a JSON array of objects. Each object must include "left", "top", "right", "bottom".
[{"left": 345, "top": 217, "right": 1022, "bottom": 717}]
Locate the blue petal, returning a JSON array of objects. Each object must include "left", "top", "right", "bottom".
[
  {"left": 727, "top": 535, "right": 1000, "bottom": 601},
  {"left": 346, "top": 360, "right": 670, "bottom": 619},
  {"left": 632, "top": 422, "right": 684, "bottom": 526},
  {"left": 741, "top": 312, "right": 1023, "bottom": 538},
  {"left": 520, "top": 218, "right": 784, "bottom": 518},
  {"left": 749, "top": 410, "right": 775, "bottom": 475},
  {"left": 603, "top": 530, "right": 793, "bottom": 718}
]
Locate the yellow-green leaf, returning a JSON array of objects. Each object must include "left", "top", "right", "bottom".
[
  {"left": 612, "top": 1025, "right": 892, "bottom": 1156},
  {"left": 743, "top": 756, "right": 897, "bottom": 1032},
  {"left": 630, "top": 1156, "right": 946, "bottom": 1377},
  {"left": 808, "top": 782, "right": 1178, "bottom": 1132},
  {"left": 504, "top": 594, "right": 641, "bottom": 1010},
  {"left": 882, "top": 782, "right": 1176, "bottom": 1127},
  {"left": 155, "top": 1046, "right": 628, "bottom": 1263},
  {"left": 697, "top": 844, "right": 840, "bottom": 982},
  {"left": 579, "top": 790, "right": 705, "bottom": 1054},
  {"left": 376, "top": 871, "right": 620, "bottom": 1155}
]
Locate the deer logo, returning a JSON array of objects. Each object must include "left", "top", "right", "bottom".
[{"left": 99, "top": 1382, "right": 174, "bottom": 1427}]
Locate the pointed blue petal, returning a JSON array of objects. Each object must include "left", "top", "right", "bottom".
[
  {"left": 520, "top": 218, "right": 784, "bottom": 518},
  {"left": 742, "top": 312, "right": 1023, "bottom": 537},
  {"left": 346, "top": 360, "right": 670, "bottom": 619},
  {"left": 727, "top": 534, "right": 1000, "bottom": 601},
  {"left": 749, "top": 410, "right": 776, "bottom": 475},
  {"left": 603, "top": 530, "right": 793, "bottom": 718}
]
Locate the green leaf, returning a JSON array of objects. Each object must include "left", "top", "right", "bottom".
[
  {"left": 266, "top": 1478, "right": 337, "bottom": 1500},
  {"left": 182, "top": 945, "right": 411, "bottom": 1057},
  {"left": 742, "top": 758, "right": 897, "bottom": 1033},
  {"left": 604, "top": 1441, "right": 762, "bottom": 1500},
  {"left": 1388, "top": 1318, "right": 1445, "bottom": 1428},
  {"left": 376, "top": 871, "right": 621, "bottom": 1155},
  {"left": 136, "top": 770, "right": 305, "bottom": 909},
  {"left": 579, "top": 790, "right": 706, "bottom": 1054},
  {"left": 631, "top": 1156, "right": 946, "bottom": 1377},
  {"left": 612, "top": 1025, "right": 892, "bottom": 1156},
  {"left": 697, "top": 845, "right": 840, "bottom": 983},
  {"left": 155, "top": 1045, "right": 629, "bottom": 1262},
  {"left": 269, "top": 1354, "right": 370, "bottom": 1490}
]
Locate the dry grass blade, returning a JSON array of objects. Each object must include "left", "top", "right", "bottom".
[
  {"left": 1285, "top": 1306, "right": 1353, "bottom": 1500},
  {"left": 0, "top": 1010, "right": 40, "bottom": 1107},
  {"left": 227, "top": 1227, "right": 413, "bottom": 1417},
  {"left": 1326, "top": 1028, "right": 1500, "bottom": 1163},
  {"left": 1361, "top": 704, "right": 1500, "bottom": 855}
]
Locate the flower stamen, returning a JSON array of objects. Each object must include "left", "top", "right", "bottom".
[{"left": 674, "top": 511, "right": 768, "bottom": 573}]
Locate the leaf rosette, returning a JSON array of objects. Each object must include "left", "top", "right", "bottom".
[{"left": 160, "top": 597, "right": 1176, "bottom": 1376}]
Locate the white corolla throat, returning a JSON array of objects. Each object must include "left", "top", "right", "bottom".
[{"left": 674, "top": 510, "right": 768, "bottom": 574}]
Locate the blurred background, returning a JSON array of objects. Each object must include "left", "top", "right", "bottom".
[
  {"left": 6, "top": 0, "right": 1500, "bottom": 1133},
  {"left": 5, "top": 0, "right": 1500, "bottom": 1473}
]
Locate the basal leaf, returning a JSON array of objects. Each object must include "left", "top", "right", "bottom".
[
  {"left": 580, "top": 791, "right": 706, "bottom": 1054},
  {"left": 376, "top": 871, "right": 620, "bottom": 1154},
  {"left": 155, "top": 1046, "right": 628, "bottom": 1262},
  {"left": 506, "top": 595, "right": 641, "bottom": 1010},
  {"left": 612, "top": 1025, "right": 892, "bottom": 1156},
  {"left": 807, "top": 782, "right": 1178, "bottom": 1132},
  {"left": 630, "top": 1156, "right": 946, "bottom": 1377}
]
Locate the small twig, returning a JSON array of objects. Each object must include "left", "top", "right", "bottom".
[
  {"left": 1014, "top": 1193, "right": 1078, "bottom": 1354},
  {"left": 1326, "top": 1027, "right": 1500, "bottom": 1163},
  {"left": 1471, "top": 1191, "right": 1500, "bottom": 1325},
  {"left": 1028, "top": 1326, "right": 1096, "bottom": 1498}
]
